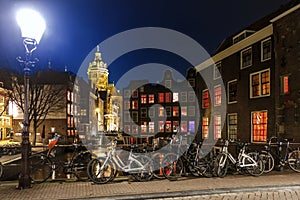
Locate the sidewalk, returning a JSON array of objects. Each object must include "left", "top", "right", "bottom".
[{"left": 0, "top": 171, "right": 300, "bottom": 200}]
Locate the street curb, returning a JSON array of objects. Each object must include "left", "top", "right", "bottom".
[{"left": 75, "top": 184, "right": 300, "bottom": 200}]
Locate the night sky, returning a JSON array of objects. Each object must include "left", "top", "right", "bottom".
[{"left": 0, "top": 0, "right": 291, "bottom": 84}]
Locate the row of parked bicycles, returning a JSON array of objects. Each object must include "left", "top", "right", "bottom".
[{"left": 26, "top": 135, "right": 300, "bottom": 184}]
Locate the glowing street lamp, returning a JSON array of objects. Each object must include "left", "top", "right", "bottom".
[{"left": 16, "top": 8, "right": 46, "bottom": 189}]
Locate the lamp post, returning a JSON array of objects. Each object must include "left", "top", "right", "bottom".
[{"left": 16, "top": 8, "right": 46, "bottom": 189}]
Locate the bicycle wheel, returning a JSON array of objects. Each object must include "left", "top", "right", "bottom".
[
  {"left": 72, "top": 151, "right": 95, "bottom": 181},
  {"left": 259, "top": 151, "right": 274, "bottom": 173},
  {"left": 215, "top": 153, "right": 228, "bottom": 178},
  {"left": 87, "top": 157, "right": 114, "bottom": 184},
  {"left": 29, "top": 154, "right": 53, "bottom": 184},
  {"left": 162, "top": 153, "right": 184, "bottom": 181},
  {"left": 245, "top": 152, "right": 264, "bottom": 176},
  {"left": 131, "top": 155, "right": 153, "bottom": 182},
  {"left": 288, "top": 150, "right": 300, "bottom": 173},
  {"left": 151, "top": 153, "right": 165, "bottom": 179}
]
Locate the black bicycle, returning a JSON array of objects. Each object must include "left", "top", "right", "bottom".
[{"left": 30, "top": 135, "right": 95, "bottom": 183}]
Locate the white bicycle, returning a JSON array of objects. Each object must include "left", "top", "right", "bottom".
[
  {"left": 215, "top": 140, "right": 264, "bottom": 177},
  {"left": 87, "top": 137, "right": 153, "bottom": 184}
]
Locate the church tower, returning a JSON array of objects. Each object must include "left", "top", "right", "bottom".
[{"left": 87, "top": 45, "right": 109, "bottom": 91}]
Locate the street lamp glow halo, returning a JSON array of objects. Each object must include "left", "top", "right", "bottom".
[{"left": 16, "top": 8, "right": 46, "bottom": 44}]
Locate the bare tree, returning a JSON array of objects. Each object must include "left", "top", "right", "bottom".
[{"left": 9, "top": 73, "right": 65, "bottom": 145}]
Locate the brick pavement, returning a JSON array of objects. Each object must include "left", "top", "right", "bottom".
[{"left": 0, "top": 172, "right": 300, "bottom": 199}]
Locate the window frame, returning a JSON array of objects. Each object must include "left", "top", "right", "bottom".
[
  {"left": 251, "top": 110, "right": 268, "bottom": 143},
  {"left": 227, "top": 113, "right": 238, "bottom": 140},
  {"left": 240, "top": 47, "right": 252, "bottom": 69},
  {"left": 250, "top": 69, "right": 270, "bottom": 98},
  {"left": 261, "top": 37, "right": 272, "bottom": 62},
  {"left": 227, "top": 79, "right": 238, "bottom": 104}
]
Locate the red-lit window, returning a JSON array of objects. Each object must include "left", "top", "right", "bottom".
[
  {"left": 281, "top": 75, "right": 289, "bottom": 95},
  {"left": 252, "top": 111, "right": 267, "bottom": 142},
  {"left": 173, "top": 106, "right": 179, "bottom": 117},
  {"left": 202, "top": 117, "right": 209, "bottom": 139},
  {"left": 132, "top": 100, "right": 138, "bottom": 109},
  {"left": 132, "top": 90, "right": 138, "bottom": 98},
  {"left": 149, "top": 94, "right": 155, "bottom": 103},
  {"left": 214, "top": 86, "right": 221, "bottom": 106},
  {"left": 166, "top": 121, "right": 172, "bottom": 132},
  {"left": 141, "top": 95, "right": 147, "bottom": 104},
  {"left": 158, "top": 93, "right": 164, "bottom": 103},
  {"left": 202, "top": 90, "right": 209, "bottom": 108},
  {"left": 165, "top": 92, "right": 171, "bottom": 103},
  {"left": 214, "top": 115, "right": 221, "bottom": 139}
]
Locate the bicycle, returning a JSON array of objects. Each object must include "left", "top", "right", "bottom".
[
  {"left": 260, "top": 137, "right": 300, "bottom": 173},
  {"left": 30, "top": 135, "right": 95, "bottom": 183},
  {"left": 87, "top": 137, "right": 153, "bottom": 184},
  {"left": 215, "top": 139, "right": 264, "bottom": 177},
  {"left": 162, "top": 136, "right": 211, "bottom": 181}
]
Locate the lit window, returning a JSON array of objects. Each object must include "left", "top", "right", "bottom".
[
  {"left": 149, "top": 122, "right": 155, "bottom": 133},
  {"left": 158, "top": 121, "right": 164, "bottom": 132},
  {"left": 280, "top": 75, "right": 289, "bottom": 95},
  {"left": 250, "top": 69, "right": 270, "bottom": 98},
  {"left": 141, "top": 95, "right": 147, "bottom": 104},
  {"left": 173, "top": 92, "right": 179, "bottom": 102},
  {"left": 214, "top": 115, "right": 221, "bottom": 140},
  {"left": 181, "top": 106, "right": 187, "bottom": 116},
  {"left": 165, "top": 92, "right": 171, "bottom": 103},
  {"left": 228, "top": 80, "right": 237, "bottom": 103},
  {"left": 202, "top": 90, "right": 209, "bottom": 108},
  {"left": 141, "top": 122, "right": 147, "bottom": 133},
  {"left": 189, "top": 121, "right": 195, "bottom": 133},
  {"left": 132, "top": 100, "right": 138, "bottom": 109},
  {"left": 261, "top": 38, "right": 271, "bottom": 61},
  {"left": 214, "top": 62, "right": 221, "bottom": 79},
  {"left": 148, "top": 94, "right": 155, "bottom": 103},
  {"left": 158, "top": 106, "right": 165, "bottom": 117},
  {"left": 158, "top": 93, "right": 164, "bottom": 103},
  {"left": 173, "top": 106, "right": 179, "bottom": 117},
  {"left": 173, "top": 121, "right": 179, "bottom": 132},
  {"left": 214, "top": 85, "right": 221, "bottom": 106},
  {"left": 181, "top": 121, "right": 187, "bottom": 133},
  {"left": 228, "top": 113, "right": 237, "bottom": 139},
  {"left": 166, "top": 121, "right": 172, "bottom": 132},
  {"left": 252, "top": 111, "right": 267, "bottom": 142},
  {"left": 125, "top": 100, "right": 130, "bottom": 109},
  {"left": 241, "top": 47, "right": 252, "bottom": 69},
  {"left": 202, "top": 117, "right": 209, "bottom": 139}
]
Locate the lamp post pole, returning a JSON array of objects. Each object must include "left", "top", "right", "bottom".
[{"left": 16, "top": 9, "right": 46, "bottom": 189}]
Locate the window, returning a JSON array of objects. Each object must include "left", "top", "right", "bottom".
[
  {"left": 173, "top": 92, "right": 179, "bottom": 102},
  {"left": 132, "top": 90, "right": 138, "bottom": 98},
  {"left": 250, "top": 69, "right": 270, "bottom": 98},
  {"left": 173, "top": 106, "right": 179, "bottom": 117},
  {"left": 202, "top": 117, "right": 209, "bottom": 139},
  {"left": 132, "top": 100, "right": 138, "bottom": 109},
  {"left": 188, "top": 106, "right": 195, "bottom": 117},
  {"left": 202, "top": 90, "right": 210, "bottom": 108},
  {"left": 124, "top": 111, "right": 130, "bottom": 122},
  {"left": 181, "top": 121, "right": 187, "bottom": 133},
  {"left": 261, "top": 38, "right": 271, "bottom": 61},
  {"left": 165, "top": 92, "right": 171, "bottom": 103},
  {"left": 124, "top": 125, "right": 130, "bottom": 133},
  {"left": 125, "top": 100, "right": 130, "bottom": 109},
  {"left": 252, "top": 111, "right": 267, "bottom": 142},
  {"left": 158, "top": 93, "right": 164, "bottom": 103},
  {"left": 214, "top": 62, "right": 221, "bottom": 79},
  {"left": 149, "top": 107, "right": 155, "bottom": 117},
  {"left": 181, "top": 92, "right": 187, "bottom": 102},
  {"left": 158, "top": 121, "right": 164, "bottom": 132},
  {"left": 166, "top": 106, "right": 171, "bottom": 116},
  {"left": 141, "top": 122, "right": 147, "bottom": 133},
  {"left": 166, "top": 121, "right": 172, "bottom": 132},
  {"left": 188, "top": 91, "right": 195, "bottom": 102},
  {"left": 80, "top": 109, "right": 87, "bottom": 116},
  {"left": 189, "top": 121, "right": 195, "bottom": 133},
  {"left": 181, "top": 106, "right": 187, "bottom": 116},
  {"left": 280, "top": 75, "right": 289, "bottom": 95},
  {"left": 228, "top": 113, "right": 237, "bottom": 139},
  {"left": 149, "top": 122, "right": 155, "bottom": 133},
  {"left": 124, "top": 90, "right": 131, "bottom": 98},
  {"left": 165, "top": 80, "right": 171, "bottom": 89},
  {"left": 141, "top": 107, "right": 147, "bottom": 118},
  {"left": 132, "top": 125, "right": 139, "bottom": 134},
  {"left": 241, "top": 47, "right": 252, "bottom": 69},
  {"left": 149, "top": 94, "right": 155, "bottom": 103},
  {"left": 132, "top": 111, "right": 138, "bottom": 123},
  {"left": 158, "top": 106, "right": 165, "bottom": 117},
  {"left": 228, "top": 80, "right": 237, "bottom": 103},
  {"left": 141, "top": 95, "right": 147, "bottom": 104},
  {"left": 173, "top": 121, "right": 179, "bottom": 132},
  {"left": 214, "top": 85, "right": 221, "bottom": 106},
  {"left": 214, "top": 115, "right": 221, "bottom": 140}
]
